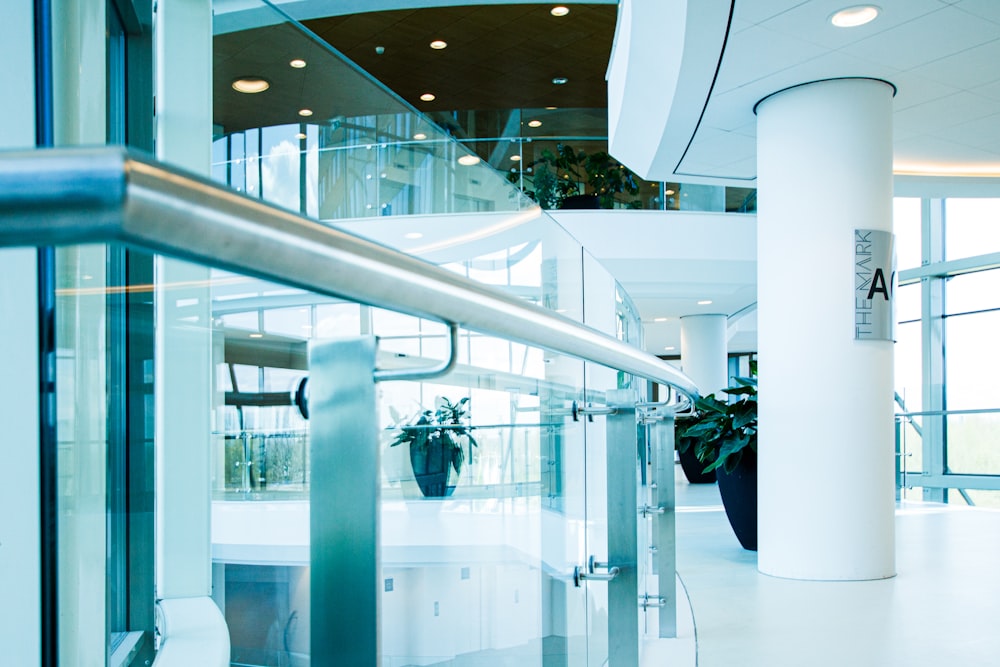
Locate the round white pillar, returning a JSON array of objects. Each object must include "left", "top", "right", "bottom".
[
  {"left": 680, "top": 314, "right": 728, "bottom": 398},
  {"left": 756, "top": 78, "right": 896, "bottom": 580}
]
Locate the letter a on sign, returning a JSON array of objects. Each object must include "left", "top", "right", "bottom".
[{"left": 867, "top": 268, "right": 890, "bottom": 301}]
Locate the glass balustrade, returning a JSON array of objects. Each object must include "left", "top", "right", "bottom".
[
  {"left": 212, "top": 0, "right": 756, "bottom": 216},
  {"left": 2, "top": 141, "right": 691, "bottom": 667}
]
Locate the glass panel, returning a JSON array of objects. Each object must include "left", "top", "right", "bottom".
[
  {"left": 56, "top": 245, "right": 109, "bottom": 663},
  {"left": 944, "top": 269, "right": 1000, "bottom": 316},
  {"left": 213, "top": 11, "right": 533, "bottom": 220},
  {"left": 896, "top": 282, "right": 920, "bottom": 323},
  {"left": 380, "top": 351, "right": 589, "bottom": 666},
  {"left": 945, "top": 412, "right": 1000, "bottom": 475},
  {"left": 893, "top": 197, "right": 922, "bottom": 271},
  {"left": 208, "top": 4, "right": 648, "bottom": 665},
  {"left": 944, "top": 310, "right": 1000, "bottom": 411},
  {"left": 945, "top": 198, "right": 1000, "bottom": 261}
]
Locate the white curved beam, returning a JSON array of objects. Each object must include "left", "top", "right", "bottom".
[{"left": 608, "top": 0, "right": 732, "bottom": 182}]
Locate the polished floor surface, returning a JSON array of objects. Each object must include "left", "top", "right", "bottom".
[{"left": 673, "top": 471, "right": 1000, "bottom": 667}]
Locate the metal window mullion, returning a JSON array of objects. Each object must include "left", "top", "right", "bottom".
[{"left": 922, "top": 198, "right": 946, "bottom": 502}]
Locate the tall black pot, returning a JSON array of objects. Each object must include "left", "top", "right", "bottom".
[
  {"left": 559, "top": 194, "right": 600, "bottom": 209},
  {"left": 715, "top": 449, "right": 757, "bottom": 551},
  {"left": 409, "top": 436, "right": 456, "bottom": 497},
  {"left": 677, "top": 443, "right": 716, "bottom": 484}
]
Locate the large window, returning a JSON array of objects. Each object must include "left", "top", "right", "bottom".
[{"left": 896, "top": 196, "right": 1000, "bottom": 507}]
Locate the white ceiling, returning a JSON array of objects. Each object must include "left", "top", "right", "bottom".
[
  {"left": 663, "top": 0, "right": 1000, "bottom": 181},
  {"left": 602, "top": 0, "right": 1000, "bottom": 356}
]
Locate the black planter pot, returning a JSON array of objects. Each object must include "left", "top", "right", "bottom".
[
  {"left": 715, "top": 449, "right": 757, "bottom": 551},
  {"left": 559, "top": 194, "right": 600, "bottom": 209},
  {"left": 409, "top": 436, "right": 456, "bottom": 498},
  {"left": 677, "top": 445, "right": 716, "bottom": 484}
]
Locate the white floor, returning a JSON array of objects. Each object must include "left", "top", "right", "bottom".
[{"left": 673, "top": 470, "right": 1000, "bottom": 667}]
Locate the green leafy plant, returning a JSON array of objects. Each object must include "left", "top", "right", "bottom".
[
  {"left": 390, "top": 396, "right": 478, "bottom": 477},
  {"left": 679, "top": 376, "right": 757, "bottom": 474},
  {"left": 509, "top": 143, "right": 642, "bottom": 209}
]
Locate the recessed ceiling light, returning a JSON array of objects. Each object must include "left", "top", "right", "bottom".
[
  {"left": 232, "top": 77, "right": 269, "bottom": 94},
  {"left": 830, "top": 5, "right": 880, "bottom": 28},
  {"left": 249, "top": 333, "right": 264, "bottom": 338},
  {"left": 552, "top": 77, "right": 569, "bottom": 85},
  {"left": 295, "top": 132, "right": 307, "bottom": 140},
  {"left": 663, "top": 346, "right": 676, "bottom": 351},
  {"left": 298, "top": 108, "right": 313, "bottom": 117},
  {"left": 413, "top": 132, "right": 427, "bottom": 140},
  {"left": 545, "top": 106, "right": 558, "bottom": 110},
  {"left": 404, "top": 232, "right": 424, "bottom": 239},
  {"left": 510, "top": 155, "right": 521, "bottom": 161},
  {"left": 430, "top": 40, "right": 448, "bottom": 50},
  {"left": 697, "top": 300, "right": 713, "bottom": 306},
  {"left": 420, "top": 92, "right": 436, "bottom": 102},
  {"left": 458, "top": 155, "right": 480, "bottom": 166},
  {"left": 664, "top": 189, "right": 676, "bottom": 196},
  {"left": 527, "top": 120, "right": 542, "bottom": 128},
  {"left": 653, "top": 317, "right": 668, "bottom": 322},
  {"left": 289, "top": 59, "right": 307, "bottom": 68},
  {"left": 551, "top": 6, "right": 570, "bottom": 17}
]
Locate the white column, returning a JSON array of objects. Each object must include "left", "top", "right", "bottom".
[
  {"left": 756, "top": 78, "right": 895, "bottom": 580},
  {"left": 680, "top": 314, "right": 728, "bottom": 398}
]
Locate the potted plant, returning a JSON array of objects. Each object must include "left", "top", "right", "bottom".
[
  {"left": 680, "top": 375, "right": 758, "bottom": 550},
  {"left": 510, "top": 143, "right": 642, "bottom": 209},
  {"left": 390, "top": 396, "right": 478, "bottom": 498},
  {"left": 675, "top": 417, "right": 716, "bottom": 484}
]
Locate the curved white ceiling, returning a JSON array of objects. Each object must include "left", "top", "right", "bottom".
[{"left": 610, "top": 0, "right": 1000, "bottom": 184}]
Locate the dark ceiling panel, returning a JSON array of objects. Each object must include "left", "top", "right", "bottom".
[{"left": 214, "top": 4, "right": 616, "bottom": 133}]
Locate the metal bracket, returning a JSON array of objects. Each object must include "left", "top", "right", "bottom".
[
  {"left": 639, "top": 594, "right": 668, "bottom": 609},
  {"left": 640, "top": 504, "right": 665, "bottom": 518},
  {"left": 637, "top": 398, "right": 693, "bottom": 424},
  {"left": 571, "top": 400, "right": 616, "bottom": 422}
]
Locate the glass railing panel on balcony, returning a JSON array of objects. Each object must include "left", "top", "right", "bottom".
[
  {"left": 379, "top": 353, "right": 591, "bottom": 667},
  {"left": 213, "top": 1, "right": 533, "bottom": 220}
]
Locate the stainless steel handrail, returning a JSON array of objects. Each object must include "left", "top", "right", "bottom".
[{"left": 0, "top": 147, "right": 699, "bottom": 399}]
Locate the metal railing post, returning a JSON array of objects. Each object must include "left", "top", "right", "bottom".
[
  {"left": 309, "top": 337, "right": 380, "bottom": 665},
  {"left": 649, "top": 411, "right": 677, "bottom": 637},
  {"left": 606, "top": 389, "right": 639, "bottom": 666}
]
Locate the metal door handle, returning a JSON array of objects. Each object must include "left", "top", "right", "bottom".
[{"left": 573, "top": 555, "right": 620, "bottom": 586}]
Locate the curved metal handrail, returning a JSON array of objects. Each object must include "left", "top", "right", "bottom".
[{"left": 0, "top": 146, "right": 699, "bottom": 400}]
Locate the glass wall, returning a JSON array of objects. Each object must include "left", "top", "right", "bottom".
[{"left": 894, "top": 196, "right": 1000, "bottom": 507}]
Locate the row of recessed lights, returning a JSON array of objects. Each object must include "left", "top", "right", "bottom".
[
  {"left": 232, "top": 58, "right": 322, "bottom": 117},
  {"left": 416, "top": 6, "right": 571, "bottom": 105},
  {"left": 232, "top": 57, "right": 307, "bottom": 94}
]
